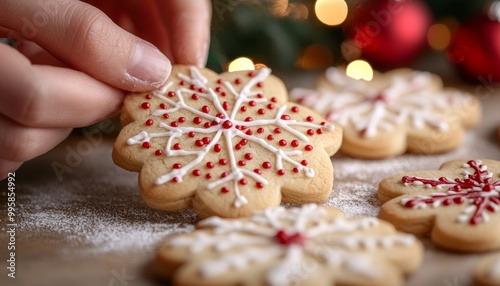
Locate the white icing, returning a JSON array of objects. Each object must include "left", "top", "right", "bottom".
[
  {"left": 167, "top": 204, "right": 419, "bottom": 285},
  {"left": 290, "top": 67, "right": 463, "bottom": 138},
  {"left": 127, "top": 67, "right": 334, "bottom": 208}
]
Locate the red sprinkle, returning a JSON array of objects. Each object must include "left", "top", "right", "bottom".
[
  {"left": 217, "top": 79, "right": 223, "bottom": 84},
  {"left": 223, "top": 120, "right": 233, "bottom": 129},
  {"left": 257, "top": 82, "right": 263, "bottom": 88},
  {"left": 291, "top": 106, "right": 299, "bottom": 113},
  {"left": 301, "top": 160, "right": 308, "bottom": 166},
  {"left": 240, "top": 106, "right": 247, "bottom": 112},
  {"left": 305, "top": 145, "right": 313, "bottom": 151},
  {"left": 246, "top": 129, "right": 253, "bottom": 135},
  {"left": 145, "top": 119, "right": 154, "bottom": 126},
  {"left": 155, "top": 149, "right": 162, "bottom": 156},
  {"left": 163, "top": 114, "right": 170, "bottom": 119},
  {"left": 258, "top": 109, "right": 266, "bottom": 115},
  {"left": 245, "top": 117, "right": 253, "bottom": 122},
  {"left": 171, "top": 122, "right": 178, "bottom": 127},
  {"left": 195, "top": 140, "right": 204, "bottom": 147},
  {"left": 245, "top": 153, "right": 253, "bottom": 160},
  {"left": 214, "top": 144, "right": 222, "bottom": 152},
  {"left": 141, "top": 102, "right": 150, "bottom": 109},
  {"left": 188, "top": 131, "right": 196, "bottom": 137},
  {"left": 238, "top": 160, "right": 246, "bottom": 166},
  {"left": 215, "top": 86, "right": 222, "bottom": 92},
  {"left": 192, "top": 169, "right": 201, "bottom": 176},
  {"left": 257, "top": 127, "right": 265, "bottom": 133},
  {"left": 223, "top": 102, "right": 229, "bottom": 111},
  {"left": 219, "top": 159, "right": 228, "bottom": 165},
  {"left": 263, "top": 162, "right": 272, "bottom": 169},
  {"left": 279, "top": 139, "right": 287, "bottom": 146},
  {"left": 317, "top": 129, "right": 323, "bottom": 135},
  {"left": 248, "top": 71, "right": 256, "bottom": 77},
  {"left": 267, "top": 134, "right": 274, "bottom": 141},
  {"left": 189, "top": 84, "right": 196, "bottom": 90},
  {"left": 193, "top": 117, "right": 202, "bottom": 124},
  {"left": 254, "top": 169, "right": 262, "bottom": 174},
  {"left": 145, "top": 94, "right": 152, "bottom": 99},
  {"left": 160, "top": 103, "right": 167, "bottom": 109},
  {"left": 173, "top": 163, "right": 182, "bottom": 169},
  {"left": 280, "top": 115, "right": 291, "bottom": 120},
  {"left": 256, "top": 182, "right": 264, "bottom": 188},
  {"left": 205, "top": 173, "right": 212, "bottom": 179},
  {"left": 306, "top": 116, "right": 314, "bottom": 122},
  {"left": 173, "top": 143, "right": 181, "bottom": 150},
  {"left": 202, "top": 137, "right": 211, "bottom": 144},
  {"left": 267, "top": 104, "right": 274, "bottom": 110},
  {"left": 178, "top": 117, "right": 186, "bottom": 123},
  {"left": 291, "top": 140, "right": 299, "bottom": 147},
  {"left": 206, "top": 162, "right": 215, "bottom": 168},
  {"left": 239, "top": 178, "right": 248, "bottom": 185},
  {"left": 201, "top": 105, "right": 210, "bottom": 113},
  {"left": 142, "top": 142, "right": 151, "bottom": 148},
  {"left": 274, "top": 128, "right": 282, "bottom": 134},
  {"left": 168, "top": 91, "right": 175, "bottom": 97},
  {"left": 221, "top": 187, "right": 229, "bottom": 193},
  {"left": 191, "top": 93, "right": 199, "bottom": 100},
  {"left": 221, "top": 172, "right": 228, "bottom": 178},
  {"left": 257, "top": 93, "right": 264, "bottom": 98},
  {"left": 307, "top": 129, "right": 314, "bottom": 136},
  {"left": 249, "top": 100, "right": 256, "bottom": 106},
  {"left": 277, "top": 169, "right": 285, "bottom": 176},
  {"left": 235, "top": 78, "right": 242, "bottom": 84},
  {"left": 179, "top": 81, "right": 185, "bottom": 86}
]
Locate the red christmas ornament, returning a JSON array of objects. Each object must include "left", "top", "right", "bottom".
[
  {"left": 343, "top": 0, "right": 432, "bottom": 69},
  {"left": 447, "top": 13, "right": 500, "bottom": 83}
]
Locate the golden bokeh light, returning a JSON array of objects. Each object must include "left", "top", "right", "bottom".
[
  {"left": 296, "top": 44, "right": 334, "bottom": 69},
  {"left": 228, "top": 57, "right": 255, "bottom": 72},
  {"left": 315, "top": 0, "right": 348, "bottom": 26},
  {"left": 346, "top": 60, "right": 374, "bottom": 81},
  {"left": 427, "top": 23, "right": 452, "bottom": 51}
]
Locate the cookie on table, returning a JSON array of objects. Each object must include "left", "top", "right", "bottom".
[
  {"left": 474, "top": 253, "right": 500, "bottom": 286},
  {"left": 154, "top": 204, "right": 423, "bottom": 286},
  {"left": 378, "top": 159, "right": 500, "bottom": 252},
  {"left": 290, "top": 67, "right": 481, "bottom": 159},
  {"left": 112, "top": 65, "right": 342, "bottom": 218}
]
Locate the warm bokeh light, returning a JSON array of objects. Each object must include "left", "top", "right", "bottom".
[
  {"left": 427, "top": 23, "right": 452, "bottom": 51},
  {"left": 315, "top": 0, "right": 348, "bottom": 26},
  {"left": 346, "top": 60, "right": 374, "bottom": 81},
  {"left": 254, "top": 63, "right": 268, "bottom": 70},
  {"left": 271, "top": 0, "right": 289, "bottom": 17},
  {"left": 296, "top": 44, "right": 334, "bottom": 69},
  {"left": 228, "top": 57, "right": 255, "bottom": 72},
  {"left": 287, "top": 2, "right": 309, "bottom": 20}
]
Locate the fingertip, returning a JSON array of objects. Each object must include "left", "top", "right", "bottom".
[{"left": 125, "top": 40, "right": 172, "bottom": 91}]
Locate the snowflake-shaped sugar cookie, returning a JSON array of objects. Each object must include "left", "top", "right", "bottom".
[
  {"left": 154, "top": 204, "right": 423, "bottom": 286},
  {"left": 378, "top": 159, "right": 500, "bottom": 252},
  {"left": 290, "top": 67, "right": 480, "bottom": 159},
  {"left": 113, "top": 65, "right": 342, "bottom": 218}
]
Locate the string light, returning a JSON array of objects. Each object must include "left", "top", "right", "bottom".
[
  {"left": 315, "top": 0, "right": 348, "bottom": 26},
  {"left": 228, "top": 57, "right": 255, "bottom": 72},
  {"left": 346, "top": 60, "right": 374, "bottom": 81}
]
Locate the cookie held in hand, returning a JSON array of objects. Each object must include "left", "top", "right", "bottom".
[
  {"left": 154, "top": 204, "right": 423, "bottom": 286},
  {"left": 378, "top": 159, "right": 500, "bottom": 252},
  {"left": 113, "top": 65, "right": 342, "bottom": 218},
  {"left": 291, "top": 67, "right": 480, "bottom": 159}
]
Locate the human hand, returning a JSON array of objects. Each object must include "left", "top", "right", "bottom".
[{"left": 0, "top": 0, "right": 212, "bottom": 179}]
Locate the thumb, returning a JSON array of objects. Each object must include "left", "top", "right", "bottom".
[{"left": 0, "top": 0, "right": 171, "bottom": 91}]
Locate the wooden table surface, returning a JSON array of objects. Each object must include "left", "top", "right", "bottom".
[{"left": 1, "top": 66, "right": 500, "bottom": 286}]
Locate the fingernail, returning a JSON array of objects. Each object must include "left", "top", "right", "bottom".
[
  {"left": 126, "top": 41, "right": 171, "bottom": 87},
  {"left": 195, "top": 41, "right": 209, "bottom": 67}
]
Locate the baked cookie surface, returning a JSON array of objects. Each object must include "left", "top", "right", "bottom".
[
  {"left": 155, "top": 204, "right": 423, "bottom": 286},
  {"left": 113, "top": 66, "right": 342, "bottom": 218},
  {"left": 291, "top": 67, "right": 480, "bottom": 159},
  {"left": 378, "top": 159, "right": 500, "bottom": 252}
]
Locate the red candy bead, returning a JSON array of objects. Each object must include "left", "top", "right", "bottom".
[
  {"left": 141, "top": 102, "right": 150, "bottom": 109},
  {"left": 155, "top": 149, "right": 162, "bottom": 156},
  {"left": 142, "top": 142, "right": 151, "bottom": 148},
  {"left": 145, "top": 119, "right": 154, "bottom": 126}
]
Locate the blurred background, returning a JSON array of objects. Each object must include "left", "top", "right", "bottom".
[{"left": 207, "top": 0, "right": 500, "bottom": 84}]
